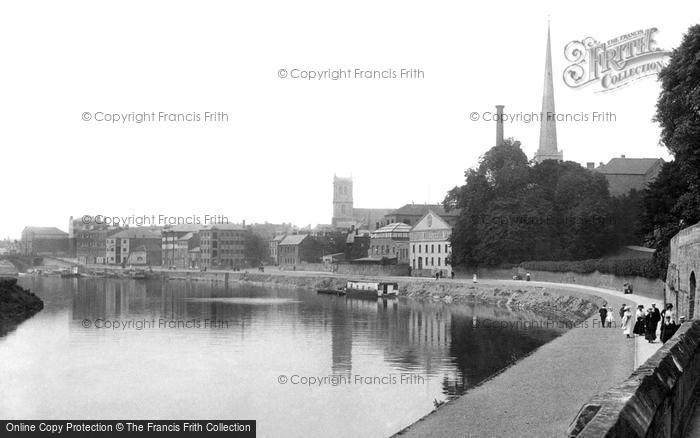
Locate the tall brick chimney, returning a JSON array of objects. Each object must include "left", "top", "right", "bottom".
[{"left": 496, "top": 105, "right": 504, "bottom": 145}]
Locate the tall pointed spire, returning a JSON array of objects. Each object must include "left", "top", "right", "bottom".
[{"left": 534, "top": 22, "right": 563, "bottom": 163}]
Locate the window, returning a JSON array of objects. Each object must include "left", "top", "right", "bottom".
[
  {"left": 438, "top": 258, "right": 441, "bottom": 266},
  {"left": 431, "top": 244, "right": 434, "bottom": 253}
]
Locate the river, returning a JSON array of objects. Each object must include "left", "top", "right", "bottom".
[{"left": 0, "top": 277, "right": 565, "bottom": 437}]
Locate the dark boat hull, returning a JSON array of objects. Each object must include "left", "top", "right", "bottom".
[{"left": 317, "top": 289, "right": 346, "bottom": 296}]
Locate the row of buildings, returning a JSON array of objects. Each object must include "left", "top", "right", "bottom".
[
  {"left": 19, "top": 219, "right": 256, "bottom": 270},
  {"left": 269, "top": 201, "right": 457, "bottom": 277}
]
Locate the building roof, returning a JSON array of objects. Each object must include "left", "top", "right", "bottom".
[
  {"left": 387, "top": 203, "right": 460, "bottom": 217},
  {"left": 112, "top": 228, "right": 162, "bottom": 239},
  {"left": 280, "top": 234, "right": 309, "bottom": 246},
  {"left": 164, "top": 224, "right": 201, "bottom": 233},
  {"left": 596, "top": 157, "right": 663, "bottom": 175},
  {"left": 177, "top": 232, "right": 195, "bottom": 241},
  {"left": 189, "top": 246, "right": 201, "bottom": 253},
  {"left": 272, "top": 234, "right": 286, "bottom": 242},
  {"left": 22, "top": 226, "right": 68, "bottom": 236},
  {"left": 411, "top": 210, "right": 453, "bottom": 233},
  {"left": 374, "top": 222, "right": 412, "bottom": 233},
  {"left": 201, "top": 223, "right": 246, "bottom": 231}
]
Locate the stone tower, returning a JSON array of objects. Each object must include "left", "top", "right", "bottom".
[
  {"left": 332, "top": 175, "right": 354, "bottom": 227},
  {"left": 534, "top": 23, "right": 563, "bottom": 163}
]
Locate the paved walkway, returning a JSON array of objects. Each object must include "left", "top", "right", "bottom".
[{"left": 396, "top": 280, "right": 663, "bottom": 438}]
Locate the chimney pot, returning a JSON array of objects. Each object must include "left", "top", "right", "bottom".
[{"left": 621, "top": 154, "right": 626, "bottom": 158}]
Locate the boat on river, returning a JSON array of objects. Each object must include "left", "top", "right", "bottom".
[
  {"left": 60, "top": 266, "right": 82, "bottom": 278},
  {"left": 345, "top": 281, "right": 398, "bottom": 299}
]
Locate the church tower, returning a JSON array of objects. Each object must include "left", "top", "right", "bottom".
[
  {"left": 332, "top": 175, "right": 354, "bottom": 227},
  {"left": 534, "top": 23, "right": 564, "bottom": 163}
]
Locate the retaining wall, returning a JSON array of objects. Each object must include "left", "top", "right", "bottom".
[
  {"left": 567, "top": 320, "right": 700, "bottom": 437},
  {"left": 470, "top": 267, "right": 664, "bottom": 301}
]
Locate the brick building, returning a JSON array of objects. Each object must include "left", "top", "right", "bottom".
[
  {"left": 175, "top": 232, "right": 200, "bottom": 269},
  {"left": 70, "top": 216, "right": 122, "bottom": 264},
  {"left": 20, "top": 227, "right": 69, "bottom": 256},
  {"left": 162, "top": 225, "right": 200, "bottom": 268},
  {"left": 278, "top": 234, "right": 320, "bottom": 266},
  {"left": 593, "top": 156, "right": 664, "bottom": 197},
  {"left": 199, "top": 224, "right": 247, "bottom": 269},
  {"left": 269, "top": 234, "right": 285, "bottom": 265},
  {"left": 106, "top": 228, "right": 162, "bottom": 266}
]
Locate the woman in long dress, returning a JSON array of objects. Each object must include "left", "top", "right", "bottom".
[
  {"left": 633, "top": 305, "right": 646, "bottom": 336},
  {"left": 644, "top": 308, "right": 657, "bottom": 342},
  {"left": 660, "top": 304, "right": 677, "bottom": 343},
  {"left": 622, "top": 307, "right": 633, "bottom": 338},
  {"left": 606, "top": 307, "right": 615, "bottom": 328}
]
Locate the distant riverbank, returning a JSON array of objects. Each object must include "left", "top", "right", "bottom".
[
  {"left": 38, "top": 258, "right": 608, "bottom": 322},
  {"left": 150, "top": 269, "right": 607, "bottom": 323}
]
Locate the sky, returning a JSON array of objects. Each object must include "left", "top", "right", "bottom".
[{"left": 1, "top": 0, "right": 698, "bottom": 238}]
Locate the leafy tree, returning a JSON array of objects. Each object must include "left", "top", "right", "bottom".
[
  {"left": 445, "top": 139, "right": 616, "bottom": 267},
  {"left": 656, "top": 25, "right": 700, "bottom": 183},
  {"left": 244, "top": 231, "right": 268, "bottom": 266},
  {"left": 639, "top": 25, "right": 700, "bottom": 279}
]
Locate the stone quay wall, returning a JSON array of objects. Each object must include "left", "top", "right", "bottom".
[{"left": 567, "top": 319, "right": 700, "bottom": 437}]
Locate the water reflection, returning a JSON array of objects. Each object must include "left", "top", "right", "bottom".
[{"left": 1, "top": 277, "right": 565, "bottom": 437}]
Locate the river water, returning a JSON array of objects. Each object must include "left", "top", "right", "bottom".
[{"left": 0, "top": 277, "right": 564, "bottom": 437}]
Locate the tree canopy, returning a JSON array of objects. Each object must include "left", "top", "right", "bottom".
[
  {"left": 639, "top": 24, "right": 700, "bottom": 279},
  {"left": 445, "top": 139, "right": 616, "bottom": 267}
]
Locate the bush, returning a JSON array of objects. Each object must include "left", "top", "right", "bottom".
[{"left": 520, "top": 258, "right": 660, "bottom": 279}]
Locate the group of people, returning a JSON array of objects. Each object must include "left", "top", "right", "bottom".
[{"left": 599, "top": 303, "right": 680, "bottom": 343}]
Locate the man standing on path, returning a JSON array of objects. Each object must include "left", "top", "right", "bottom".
[{"left": 599, "top": 305, "right": 608, "bottom": 328}]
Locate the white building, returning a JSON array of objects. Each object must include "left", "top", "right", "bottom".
[{"left": 409, "top": 210, "right": 452, "bottom": 277}]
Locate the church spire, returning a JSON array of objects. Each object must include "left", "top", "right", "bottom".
[{"left": 534, "top": 22, "right": 563, "bottom": 163}]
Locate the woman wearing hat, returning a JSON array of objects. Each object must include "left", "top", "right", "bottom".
[
  {"left": 633, "top": 305, "right": 646, "bottom": 336},
  {"left": 621, "top": 306, "right": 633, "bottom": 338},
  {"left": 644, "top": 307, "right": 657, "bottom": 343}
]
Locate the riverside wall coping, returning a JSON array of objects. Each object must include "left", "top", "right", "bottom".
[{"left": 568, "top": 319, "right": 700, "bottom": 437}]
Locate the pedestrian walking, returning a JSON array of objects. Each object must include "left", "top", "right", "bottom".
[
  {"left": 660, "top": 304, "right": 678, "bottom": 343},
  {"left": 606, "top": 307, "right": 615, "bottom": 328},
  {"left": 644, "top": 308, "right": 657, "bottom": 342},
  {"left": 621, "top": 306, "right": 633, "bottom": 338},
  {"left": 598, "top": 306, "right": 608, "bottom": 328},
  {"left": 633, "top": 305, "right": 646, "bottom": 336},
  {"left": 647, "top": 304, "right": 661, "bottom": 343}
]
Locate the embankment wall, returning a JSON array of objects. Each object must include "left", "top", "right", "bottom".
[
  {"left": 568, "top": 320, "right": 700, "bottom": 437},
  {"left": 470, "top": 267, "right": 664, "bottom": 301}
]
